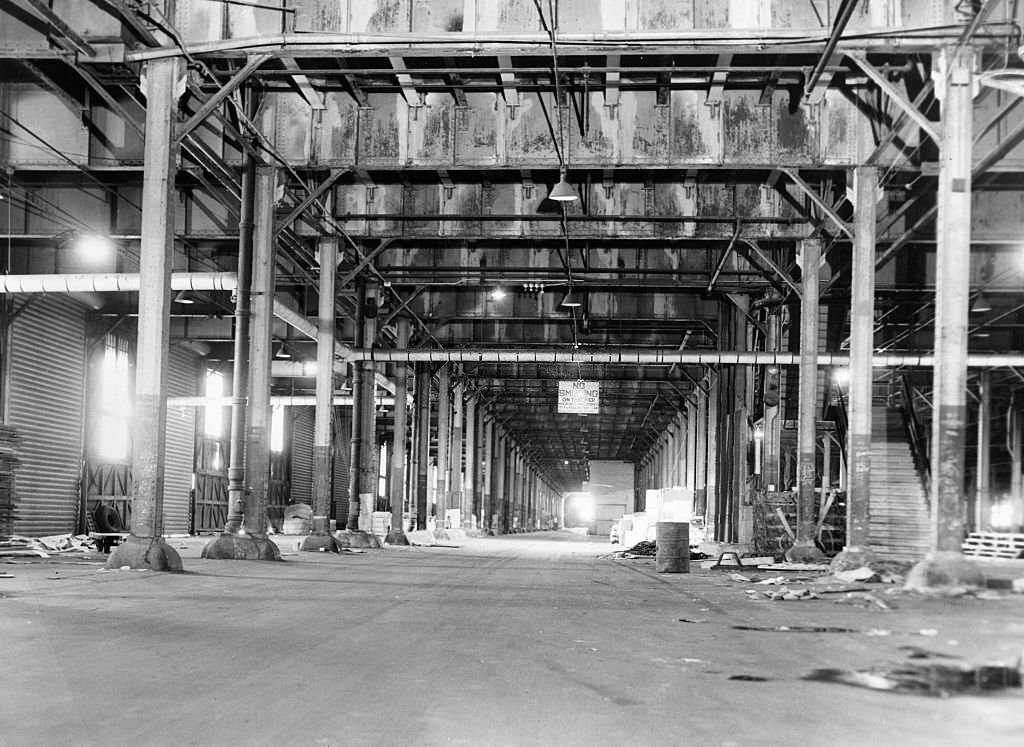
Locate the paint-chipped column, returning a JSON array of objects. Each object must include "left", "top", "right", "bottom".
[
  {"left": 704, "top": 373, "right": 719, "bottom": 539},
  {"left": 433, "top": 364, "right": 451, "bottom": 538},
  {"left": 464, "top": 393, "right": 476, "bottom": 530},
  {"left": 451, "top": 381, "right": 464, "bottom": 528},
  {"left": 203, "top": 164, "right": 282, "bottom": 560},
  {"left": 413, "top": 363, "right": 431, "bottom": 530},
  {"left": 786, "top": 238, "right": 825, "bottom": 562},
  {"left": 354, "top": 282, "right": 379, "bottom": 537},
  {"left": 493, "top": 427, "right": 506, "bottom": 533},
  {"left": 107, "top": 58, "right": 182, "bottom": 571},
  {"left": 908, "top": 47, "right": 983, "bottom": 589},
  {"left": 975, "top": 370, "right": 991, "bottom": 531},
  {"left": 299, "top": 237, "right": 339, "bottom": 552},
  {"left": 221, "top": 107, "right": 255, "bottom": 537},
  {"left": 834, "top": 165, "right": 877, "bottom": 570},
  {"left": 482, "top": 415, "right": 494, "bottom": 533},
  {"left": 385, "top": 317, "right": 411, "bottom": 545},
  {"left": 694, "top": 388, "right": 708, "bottom": 518}
]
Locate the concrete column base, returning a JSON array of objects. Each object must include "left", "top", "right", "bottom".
[
  {"left": 105, "top": 536, "right": 183, "bottom": 571},
  {"left": 201, "top": 534, "right": 282, "bottom": 561},
  {"left": 300, "top": 535, "right": 339, "bottom": 553},
  {"left": 830, "top": 545, "right": 876, "bottom": 572},
  {"left": 784, "top": 540, "right": 826, "bottom": 563},
  {"left": 385, "top": 529, "right": 410, "bottom": 546},
  {"left": 334, "top": 529, "right": 382, "bottom": 549},
  {"left": 905, "top": 550, "right": 985, "bottom": 592},
  {"left": 432, "top": 528, "right": 451, "bottom": 542}
]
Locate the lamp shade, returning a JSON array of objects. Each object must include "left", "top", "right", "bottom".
[
  {"left": 560, "top": 289, "right": 582, "bottom": 308},
  {"left": 549, "top": 175, "right": 579, "bottom": 202}
]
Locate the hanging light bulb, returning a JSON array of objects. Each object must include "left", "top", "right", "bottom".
[{"left": 549, "top": 168, "right": 579, "bottom": 202}]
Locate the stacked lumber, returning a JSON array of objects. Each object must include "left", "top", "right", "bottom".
[
  {"left": 0, "top": 425, "right": 21, "bottom": 537},
  {"left": 961, "top": 532, "right": 1024, "bottom": 560}
]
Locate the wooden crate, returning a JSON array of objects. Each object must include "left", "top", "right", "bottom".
[{"left": 961, "top": 532, "right": 1024, "bottom": 560}]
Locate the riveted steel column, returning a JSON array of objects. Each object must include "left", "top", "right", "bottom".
[
  {"left": 494, "top": 428, "right": 506, "bottom": 532},
  {"left": 223, "top": 98, "right": 256, "bottom": 536},
  {"left": 464, "top": 393, "right": 476, "bottom": 528},
  {"left": 976, "top": 370, "right": 992, "bottom": 530},
  {"left": 354, "top": 281, "right": 378, "bottom": 531},
  {"left": 845, "top": 166, "right": 878, "bottom": 557},
  {"left": 242, "top": 165, "right": 278, "bottom": 540},
  {"left": 787, "top": 238, "right": 825, "bottom": 562},
  {"left": 482, "top": 415, "right": 494, "bottom": 531},
  {"left": 346, "top": 281, "right": 366, "bottom": 530},
  {"left": 413, "top": 363, "right": 431, "bottom": 530},
  {"left": 387, "top": 317, "right": 411, "bottom": 543},
  {"left": 931, "top": 48, "right": 973, "bottom": 554},
  {"left": 107, "top": 58, "right": 182, "bottom": 571},
  {"left": 434, "top": 364, "right": 451, "bottom": 535},
  {"left": 311, "top": 237, "right": 337, "bottom": 537},
  {"left": 451, "top": 381, "right": 464, "bottom": 527},
  {"left": 907, "top": 48, "right": 983, "bottom": 588}
]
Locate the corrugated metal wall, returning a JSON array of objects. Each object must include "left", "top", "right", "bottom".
[
  {"left": 9, "top": 296, "right": 86, "bottom": 536},
  {"left": 290, "top": 406, "right": 314, "bottom": 504},
  {"left": 333, "top": 408, "right": 352, "bottom": 525},
  {"left": 164, "top": 346, "right": 198, "bottom": 534}
]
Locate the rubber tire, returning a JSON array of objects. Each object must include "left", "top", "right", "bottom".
[{"left": 93, "top": 504, "right": 123, "bottom": 533}]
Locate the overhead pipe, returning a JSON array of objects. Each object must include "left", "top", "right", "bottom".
[
  {"left": 346, "top": 348, "right": 1024, "bottom": 368},
  {"left": 0, "top": 272, "right": 237, "bottom": 294}
]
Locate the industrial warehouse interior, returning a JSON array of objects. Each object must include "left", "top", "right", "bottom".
[{"left": 2, "top": 1, "right": 1024, "bottom": 745}]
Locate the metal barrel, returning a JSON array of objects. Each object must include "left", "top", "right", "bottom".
[{"left": 655, "top": 522, "right": 690, "bottom": 573}]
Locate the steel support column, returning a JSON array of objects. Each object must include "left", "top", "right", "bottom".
[
  {"left": 386, "top": 317, "right": 411, "bottom": 544},
  {"left": 976, "top": 370, "right": 992, "bottom": 531},
  {"left": 451, "top": 382, "right": 464, "bottom": 527},
  {"left": 908, "top": 47, "right": 983, "bottom": 589},
  {"left": 354, "top": 282, "right": 379, "bottom": 533},
  {"left": 414, "top": 363, "right": 431, "bottom": 530},
  {"left": 107, "top": 58, "right": 182, "bottom": 571},
  {"left": 838, "top": 165, "right": 878, "bottom": 567},
  {"left": 464, "top": 394, "right": 476, "bottom": 529},
  {"left": 305, "top": 237, "right": 337, "bottom": 547},
  {"left": 434, "top": 364, "right": 451, "bottom": 537},
  {"left": 787, "top": 238, "right": 825, "bottom": 562}
]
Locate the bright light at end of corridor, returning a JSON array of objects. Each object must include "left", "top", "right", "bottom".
[{"left": 831, "top": 367, "right": 850, "bottom": 387}]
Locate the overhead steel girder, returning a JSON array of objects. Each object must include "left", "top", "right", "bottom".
[
  {"left": 740, "top": 240, "right": 801, "bottom": 298},
  {"left": 847, "top": 51, "right": 941, "bottom": 145},
  {"left": 779, "top": 169, "right": 852, "bottom": 238},
  {"left": 19, "top": 0, "right": 95, "bottom": 57},
  {"left": 175, "top": 53, "right": 274, "bottom": 145},
  {"left": 344, "top": 348, "right": 1024, "bottom": 368}
]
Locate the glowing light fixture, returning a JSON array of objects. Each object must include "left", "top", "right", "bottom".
[
  {"left": 74, "top": 232, "right": 115, "bottom": 263},
  {"left": 560, "top": 286, "right": 582, "bottom": 308},
  {"left": 490, "top": 287, "right": 507, "bottom": 301},
  {"left": 549, "top": 169, "right": 579, "bottom": 202},
  {"left": 971, "top": 294, "right": 992, "bottom": 313}
]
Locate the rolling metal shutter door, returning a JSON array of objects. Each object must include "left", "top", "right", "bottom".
[
  {"left": 332, "top": 408, "right": 352, "bottom": 524},
  {"left": 9, "top": 296, "right": 86, "bottom": 536},
  {"left": 164, "top": 346, "right": 198, "bottom": 535},
  {"left": 290, "top": 406, "right": 314, "bottom": 504}
]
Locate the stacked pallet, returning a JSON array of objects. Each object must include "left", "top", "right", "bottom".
[
  {"left": 0, "top": 425, "right": 20, "bottom": 537},
  {"left": 961, "top": 532, "right": 1024, "bottom": 560}
]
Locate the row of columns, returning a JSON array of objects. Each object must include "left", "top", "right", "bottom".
[{"left": 117, "top": 48, "right": 987, "bottom": 588}]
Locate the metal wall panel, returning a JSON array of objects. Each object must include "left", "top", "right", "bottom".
[
  {"left": 332, "top": 408, "right": 353, "bottom": 524},
  {"left": 0, "top": 85, "right": 89, "bottom": 166},
  {"left": 164, "top": 347, "right": 199, "bottom": 535},
  {"left": 290, "top": 406, "right": 314, "bottom": 505},
  {"left": 9, "top": 296, "right": 87, "bottom": 536}
]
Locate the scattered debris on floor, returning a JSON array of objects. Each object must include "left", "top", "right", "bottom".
[
  {"left": 728, "top": 675, "right": 772, "bottom": 682},
  {"left": 734, "top": 624, "right": 860, "bottom": 634},
  {"left": 1, "top": 534, "right": 99, "bottom": 557},
  {"left": 677, "top": 618, "right": 707, "bottom": 624},
  {"left": 803, "top": 654, "right": 1023, "bottom": 697},
  {"left": 606, "top": 539, "right": 708, "bottom": 560}
]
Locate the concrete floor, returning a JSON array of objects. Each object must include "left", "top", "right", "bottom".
[{"left": 2, "top": 531, "right": 1023, "bottom": 747}]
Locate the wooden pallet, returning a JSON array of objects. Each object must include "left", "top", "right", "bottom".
[{"left": 961, "top": 532, "right": 1024, "bottom": 559}]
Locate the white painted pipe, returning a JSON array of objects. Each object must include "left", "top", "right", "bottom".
[
  {"left": 341, "top": 348, "right": 1024, "bottom": 368},
  {"left": 167, "top": 395, "right": 395, "bottom": 407},
  {"left": 0, "top": 272, "right": 237, "bottom": 293}
]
